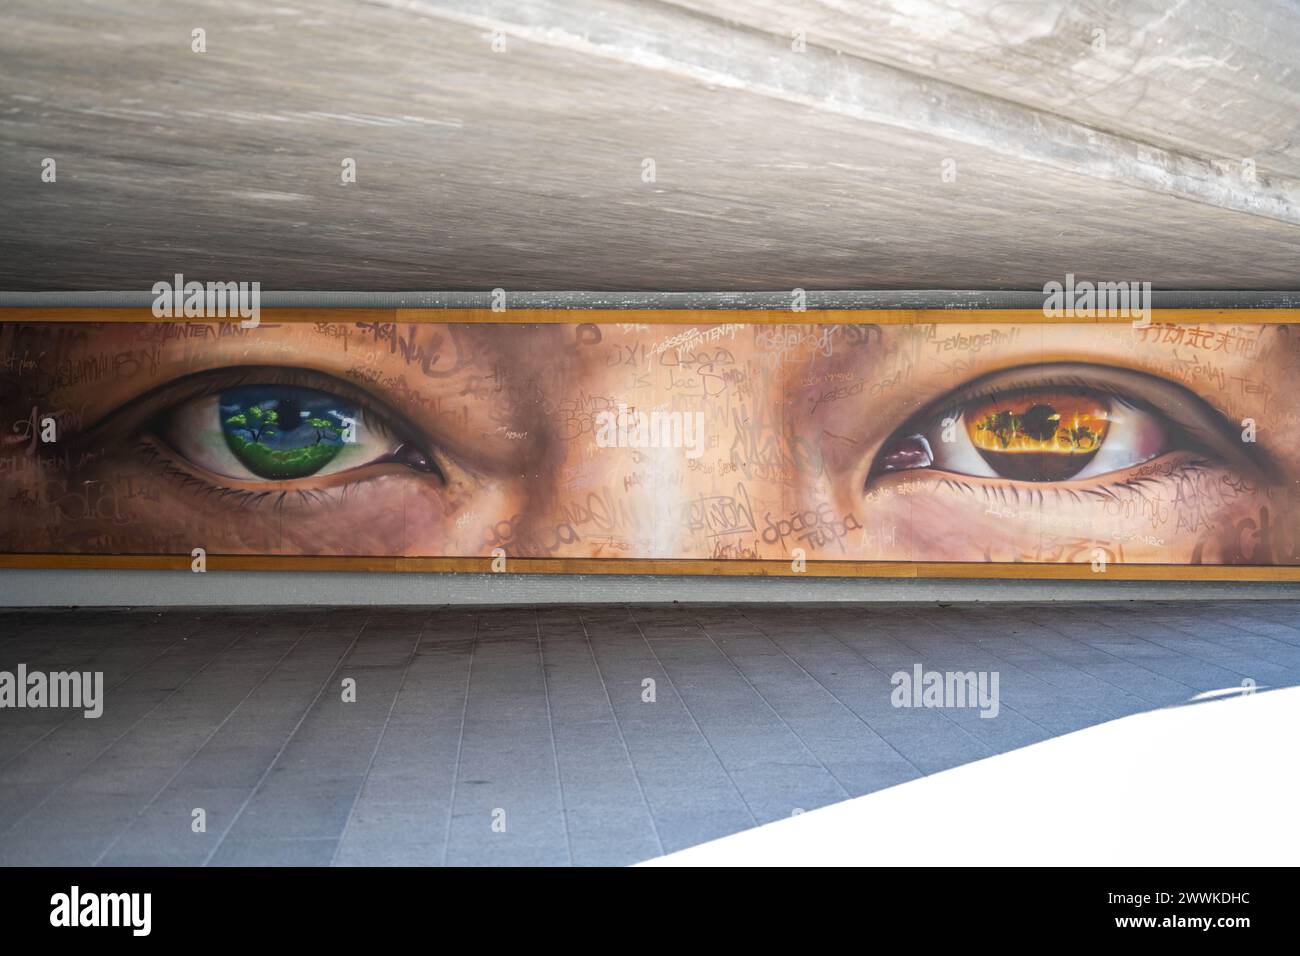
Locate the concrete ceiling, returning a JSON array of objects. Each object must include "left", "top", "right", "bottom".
[{"left": 1, "top": 0, "right": 1298, "bottom": 292}]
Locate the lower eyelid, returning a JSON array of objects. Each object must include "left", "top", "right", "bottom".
[
  {"left": 879, "top": 451, "right": 1213, "bottom": 499},
  {"left": 137, "top": 435, "right": 420, "bottom": 503}
]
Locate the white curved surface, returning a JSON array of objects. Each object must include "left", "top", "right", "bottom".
[{"left": 642, "top": 686, "right": 1300, "bottom": 866}]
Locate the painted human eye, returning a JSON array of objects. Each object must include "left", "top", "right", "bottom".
[
  {"left": 159, "top": 384, "right": 417, "bottom": 482},
  {"left": 103, "top": 370, "right": 447, "bottom": 487},
  {"left": 868, "top": 362, "right": 1265, "bottom": 486},
  {"left": 878, "top": 388, "right": 1149, "bottom": 483}
]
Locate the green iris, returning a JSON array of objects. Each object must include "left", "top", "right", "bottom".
[{"left": 220, "top": 387, "right": 352, "bottom": 480}]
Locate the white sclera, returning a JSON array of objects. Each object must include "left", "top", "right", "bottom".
[
  {"left": 163, "top": 395, "right": 394, "bottom": 481},
  {"left": 1067, "top": 401, "right": 1165, "bottom": 479}
]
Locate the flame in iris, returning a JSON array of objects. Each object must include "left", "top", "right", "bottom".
[{"left": 966, "top": 391, "right": 1111, "bottom": 481}]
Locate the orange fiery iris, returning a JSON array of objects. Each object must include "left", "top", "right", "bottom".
[{"left": 965, "top": 391, "right": 1111, "bottom": 481}]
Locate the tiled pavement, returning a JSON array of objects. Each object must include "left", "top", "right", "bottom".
[{"left": 1, "top": 601, "right": 1298, "bottom": 866}]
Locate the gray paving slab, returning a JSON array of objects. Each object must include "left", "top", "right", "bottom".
[{"left": 0, "top": 600, "right": 1296, "bottom": 866}]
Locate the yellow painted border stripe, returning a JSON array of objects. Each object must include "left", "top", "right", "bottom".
[
  {"left": 1, "top": 308, "right": 1298, "bottom": 325},
  {"left": 1, "top": 554, "right": 1298, "bottom": 581}
]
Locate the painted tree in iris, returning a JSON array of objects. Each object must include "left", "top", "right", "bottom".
[
  {"left": 218, "top": 388, "right": 351, "bottom": 481},
  {"left": 225, "top": 404, "right": 279, "bottom": 443},
  {"left": 1060, "top": 423, "right": 1098, "bottom": 450},
  {"left": 976, "top": 409, "right": 1020, "bottom": 448},
  {"left": 305, "top": 416, "right": 341, "bottom": 444}
]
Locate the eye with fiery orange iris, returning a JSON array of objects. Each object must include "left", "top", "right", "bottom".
[
  {"left": 862, "top": 364, "right": 1243, "bottom": 487},
  {"left": 965, "top": 391, "right": 1111, "bottom": 481}
]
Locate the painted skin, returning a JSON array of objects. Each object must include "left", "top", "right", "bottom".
[{"left": 0, "top": 318, "right": 1294, "bottom": 566}]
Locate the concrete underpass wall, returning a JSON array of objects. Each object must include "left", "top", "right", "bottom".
[
  {"left": 5, "top": 292, "right": 1299, "bottom": 607},
  {"left": 2, "top": 569, "right": 1299, "bottom": 606}
]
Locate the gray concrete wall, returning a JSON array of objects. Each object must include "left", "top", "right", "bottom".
[
  {"left": 2, "top": 568, "right": 1298, "bottom": 607},
  {"left": 5, "top": 0, "right": 1300, "bottom": 292}
]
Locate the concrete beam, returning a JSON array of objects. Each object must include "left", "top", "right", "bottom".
[{"left": 372, "top": 0, "right": 1300, "bottom": 225}]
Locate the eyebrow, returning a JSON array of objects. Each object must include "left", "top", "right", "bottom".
[
  {"left": 39, "top": 321, "right": 555, "bottom": 475},
  {"left": 788, "top": 321, "right": 1273, "bottom": 451}
]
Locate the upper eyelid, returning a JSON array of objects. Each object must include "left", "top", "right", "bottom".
[
  {"left": 77, "top": 366, "right": 424, "bottom": 448},
  {"left": 910, "top": 363, "right": 1225, "bottom": 433},
  {"left": 925, "top": 367, "right": 1170, "bottom": 416}
]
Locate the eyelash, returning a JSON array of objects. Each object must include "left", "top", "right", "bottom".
[
  {"left": 926, "top": 455, "right": 1217, "bottom": 507},
  {"left": 136, "top": 437, "right": 378, "bottom": 511},
  {"left": 148, "top": 367, "right": 398, "bottom": 436},
  {"left": 868, "top": 363, "right": 1259, "bottom": 493},
  {"left": 80, "top": 367, "right": 438, "bottom": 507}
]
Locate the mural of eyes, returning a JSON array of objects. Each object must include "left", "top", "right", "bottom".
[
  {"left": 144, "top": 372, "right": 443, "bottom": 486},
  {"left": 869, "top": 363, "right": 1262, "bottom": 486}
]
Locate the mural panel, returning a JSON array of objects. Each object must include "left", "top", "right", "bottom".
[{"left": 1, "top": 317, "right": 1294, "bottom": 568}]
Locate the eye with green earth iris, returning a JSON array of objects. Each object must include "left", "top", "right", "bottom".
[
  {"left": 218, "top": 386, "right": 357, "bottom": 479},
  {"left": 158, "top": 383, "right": 440, "bottom": 483}
]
